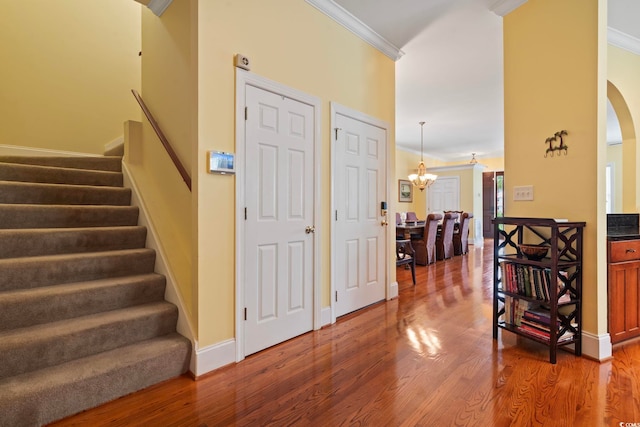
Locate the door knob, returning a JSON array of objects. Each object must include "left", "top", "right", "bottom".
[
  {"left": 381, "top": 220, "right": 388, "bottom": 226},
  {"left": 305, "top": 226, "right": 315, "bottom": 234}
]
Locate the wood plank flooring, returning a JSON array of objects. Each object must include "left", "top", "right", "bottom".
[{"left": 53, "top": 240, "right": 640, "bottom": 426}]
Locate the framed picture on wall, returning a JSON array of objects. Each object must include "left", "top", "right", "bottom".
[{"left": 398, "top": 179, "right": 412, "bottom": 203}]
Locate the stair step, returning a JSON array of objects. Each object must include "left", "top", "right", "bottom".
[
  {"left": 0, "top": 226, "right": 147, "bottom": 259},
  {"left": 0, "top": 155, "right": 122, "bottom": 172},
  {"left": 0, "top": 273, "right": 165, "bottom": 332},
  {"left": 0, "top": 248, "right": 156, "bottom": 292},
  {"left": 0, "top": 302, "right": 178, "bottom": 380},
  {"left": 0, "top": 333, "right": 190, "bottom": 426},
  {"left": 0, "top": 161, "right": 123, "bottom": 187},
  {"left": 0, "top": 204, "right": 139, "bottom": 228},
  {"left": 0, "top": 181, "right": 131, "bottom": 206}
]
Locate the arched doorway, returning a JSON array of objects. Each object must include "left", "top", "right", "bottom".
[{"left": 607, "top": 81, "right": 637, "bottom": 212}]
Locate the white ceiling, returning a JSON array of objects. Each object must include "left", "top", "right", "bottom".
[{"left": 333, "top": 0, "right": 640, "bottom": 162}]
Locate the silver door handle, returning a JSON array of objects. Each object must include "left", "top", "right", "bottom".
[{"left": 305, "top": 226, "right": 315, "bottom": 234}]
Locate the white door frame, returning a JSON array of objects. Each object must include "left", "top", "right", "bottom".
[
  {"left": 235, "top": 69, "right": 322, "bottom": 361},
  {"left": 330, "top": 102, "right": 391, "bottom": 324}
]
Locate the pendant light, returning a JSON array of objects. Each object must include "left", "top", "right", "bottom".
[{"left": 408, "top": 121, "right": 437, "bottom": 191}]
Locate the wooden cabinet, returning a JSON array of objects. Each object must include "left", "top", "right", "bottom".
[
  {"left": 492, "top": 217, "right": 585, "bottom": 364},
  {"left": 608, "top": 240, "right": 640, "bottom": 344}
]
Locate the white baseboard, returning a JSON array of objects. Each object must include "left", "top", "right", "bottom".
[
  {"left": 582, "top": 331, "right": 612, "bottom": 361},
  {"left": 389, "top": 281, "right": 399, "bottom": 299},
  {"left": 321, "top": 307, "right": 332, "bottom": 327},
  {"left": 0, "top": 144, "right": 98, "bottom": 157},
  {"left": 193, "top": 339, "right": 236, "bottom": 377},
  {"left": 121, "top": 162, "right": 197, "bottom": 368}
]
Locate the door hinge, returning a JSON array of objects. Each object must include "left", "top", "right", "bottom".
[
  {"left": 244, "top": 106, "right": 248, "bottom": 121},
  {"left": 244, "top": 307, "right": 247, "bottom": 321},
  {"left": 335, "top": 127, "right": 341, "bottom": 140},
  {"left": 335, "top": 210, "right": 338, "bottom": 221},
  {"left": 244, "top": 207, "right": 247, "bottom": 220},
  {"left": 335, "top": 291, "right": 338, "bottom": 302}
]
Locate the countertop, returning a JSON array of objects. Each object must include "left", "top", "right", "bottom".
[
  {"left": 607, "top": 214, "right": 640, "bottom": 241},
  {"left": 608, "top": 226, "right": 640, "bottom": 241}
]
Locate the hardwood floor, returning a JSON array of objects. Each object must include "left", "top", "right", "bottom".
[{"left": 53, "top": 240, "right": 640, "bottom": 426}]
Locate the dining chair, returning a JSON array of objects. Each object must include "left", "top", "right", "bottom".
[
  {"left": 406, "top": 211, "right": 419, "bottom": 222},
  {"left": 436, "top": 212, "right": 458, "bottom": 260},
  {"left": 444, "top": 210, "right": 464, "bottom": 222},
  {"left": 395, "top": 212, "right": 401, "bottom": 225},
  {"left": 453, "top": 212, "right": 473, "bottom": 255},
  {"left": 396, "top": 239, "right": 416, "bottom": 285},
  {"left": 410, "top": 213, "right": 442, "bottom": 265}
]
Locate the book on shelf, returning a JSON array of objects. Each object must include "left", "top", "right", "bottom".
[
  {"left": 498, "top": 261, "right": 572, "bottom": 303},
  {"left": 517, "top": 324, "right": 575, "bottom": 343}
]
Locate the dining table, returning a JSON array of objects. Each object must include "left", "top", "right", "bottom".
[
  {"left": 396, "top": 220, "right": 460, "bottom": 240},
  {"left": 395, "top": 222, "right": 425, "bottom": 239}
]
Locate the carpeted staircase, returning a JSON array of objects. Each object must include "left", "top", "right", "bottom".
[{"left": 0, "top": 154, "right": 191, "bottom": 426}]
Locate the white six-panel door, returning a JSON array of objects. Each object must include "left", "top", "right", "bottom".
[
  {"left": 427, "top": 176, "right": 460, "bottom": 214},
  {"left": 243, "top": 84, "right": 315, "bottom": 356},
  {"left": 334, "top": 111, "right": 387, "bottom": 317}
]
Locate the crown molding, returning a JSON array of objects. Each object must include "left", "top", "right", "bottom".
[
  {"left": 305, "top": 0, "right": 404, "bottom": 61},
  {"left": 489, "top": 0, "right": 528, "bottom": 17},
  {"left": 608, "top": 27, "right": 640, "bottom": 56},
  {"left": 427, "top": 163, "right": 487, "bottom": 173}
]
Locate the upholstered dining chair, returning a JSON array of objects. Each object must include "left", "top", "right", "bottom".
[
  {"left": 436, "top": 212, "right": 458, "bottom": 260},
  {"left": 395, "top": 212, "right": 401, "bottom": 225},
  {"left": 410, "top": 213, "right": 442, "bottom": 265},
  {"left": 453, "top": 212, "right": 473, "bottom": 255},
  {"left": 406, "top": 212, "right": 419, "bottom": 222},
  {"left": 396, "top": 239, "right": 416, "bottom": 285}
]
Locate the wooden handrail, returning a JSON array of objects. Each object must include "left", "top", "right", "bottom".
[{"left": 131, "top": 89, "right": 192, "bottom": 191}]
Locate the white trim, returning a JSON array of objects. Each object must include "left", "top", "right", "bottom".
[
  {"left": 427, "top": 163, "right": 487, "bottom": 173},
  {"left": 389, "top": 281, "right": 399, "bottom": 300},
  {"left": 489, "top": 0, "right": 528, "bottom": 16},
  {"left": 581, "top": 331, "right": 612, "bottom": 361},
  {"left": 330, "top": 102, "right": 391, "bottom": 324},
  {"left": 192, "top": 339, "right": 236, "bottom": 377},
  {"left": 121, "top": 162, "right": 196, "bottom": 369},
  {"left": 104, "top": 136, "right": 124, "bottom": 153},
  {"left": 235, "top": 69, "right": 322, "bottom": 362},
  {"left": 304, "top": 0, "right": 404, "bottom": 61},
  {"left": 0, "top": 144, "right": 99, "bottom": 158},
  {"left": 321, "top": 307, "right": 332, "bottom": 327},
  {"left": 608, "top": 27, "right": 640, "bottom": 56}
]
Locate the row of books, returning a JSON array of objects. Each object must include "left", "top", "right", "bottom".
[
  {"left": 502, "top": 297, "right": 575, "bottom": 343},
  {"left": 519, "top": 306, "right": 575, "bottom": 343},
  {"left": 499, "top": 261, "right": 571, "bottom": 303}
]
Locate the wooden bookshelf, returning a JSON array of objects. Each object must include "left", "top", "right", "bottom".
[{"left": 492, "top": 217, "right": 585, "bottom": 364}]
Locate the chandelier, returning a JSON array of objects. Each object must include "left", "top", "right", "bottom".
[{"left": 408, "top": 121, "right": 437, "bottom": 191}]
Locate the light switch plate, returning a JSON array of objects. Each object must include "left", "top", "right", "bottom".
[{"left": 514, "top": 185, "right": 534, "bottom": 201}]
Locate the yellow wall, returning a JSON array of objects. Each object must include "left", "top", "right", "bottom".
[
  {"left": 196, "top": 0, "right": 396, "bottom": 347},
  {"left": 608, "top": 45, "right": 640, "bottom": 213},
  {"left": 0, "top": 0, "right": 141, "bottom": 154},
  {"left": 504, "top": 0, "right": 606, "bottom": 336},
  {"left": 395, "top": 148, "right": 434, "bottom": 217},
  {"left": 129, "top": 3, "right": 196, "bottom": 322},
  {"left": 606, "top": 143, "right": 623, "bottom": 213},
  {"left": 445, "top": 157, "right": 504, "bottom": 172}
]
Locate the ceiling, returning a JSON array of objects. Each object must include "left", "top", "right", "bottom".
[{"left": 333, "top": 0, "right": 640, "bottom": 162}]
